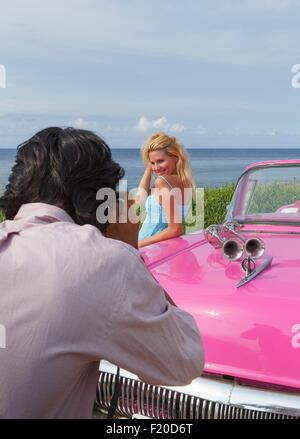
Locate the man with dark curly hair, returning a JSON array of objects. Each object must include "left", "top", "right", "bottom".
[{"left": 0, "top": 127, "right": 204, "bottom": 419}]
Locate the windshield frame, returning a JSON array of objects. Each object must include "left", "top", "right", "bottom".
[{"left": 227, "top": 163, "right": 300, "bottom": 227}]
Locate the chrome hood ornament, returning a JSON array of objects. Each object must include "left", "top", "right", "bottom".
[
  {"left": 237, "top": 256, "right": 273, "bottom": 288},
  {"left": 204, "top": 221, "right": 272, "bottom": 286}
]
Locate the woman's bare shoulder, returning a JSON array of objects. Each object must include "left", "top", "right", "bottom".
[{"left": 155, "top": 174, "right": 182, "bottom": 188}]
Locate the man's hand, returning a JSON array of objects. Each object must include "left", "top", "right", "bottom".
[{"left": 105, "top": 194, "right": 140, "bottom": 249}]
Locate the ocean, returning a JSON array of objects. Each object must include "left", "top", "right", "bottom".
[{"left": 1, "top": 148, "right": 300, "bottom": 191}]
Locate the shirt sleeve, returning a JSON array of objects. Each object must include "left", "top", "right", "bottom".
[{"left": 100, "top": 245, "right": 205, "bottom": 386}]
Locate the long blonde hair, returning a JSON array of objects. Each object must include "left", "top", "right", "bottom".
[{"left": 141, "top": 132, "right": 195, "bottom": 190}]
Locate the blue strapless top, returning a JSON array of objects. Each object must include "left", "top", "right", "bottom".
[{"left": 138, "top": 194, "right": 190, "bottom": 240}]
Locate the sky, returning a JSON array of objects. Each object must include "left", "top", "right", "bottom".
[{"left": 0, "top": 0, "right": 300, "bottom": 148}]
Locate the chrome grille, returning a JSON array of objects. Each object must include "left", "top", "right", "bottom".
[{"left": 97, "top": 372, "right": 298, "bottom": 419}]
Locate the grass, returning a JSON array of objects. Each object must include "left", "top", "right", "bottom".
[{"left": 247, "top": 181, "right": 300, "bottom": 214}]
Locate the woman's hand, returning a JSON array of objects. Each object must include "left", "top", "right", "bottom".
[
  {"left": 135, "top": 162, "right": 153, "bottom": 205},
  {"left": 142, "top": 161, "right": 153, "bottom": 181},
  {"left": 145, "top": 161, "right": 152, "bottom": 174}
]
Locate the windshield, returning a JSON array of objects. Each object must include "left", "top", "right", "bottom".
[{"left": 226, "top": 165, "right": 300, "bottom": 224}]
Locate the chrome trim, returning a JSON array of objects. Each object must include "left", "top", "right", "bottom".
[
  {"left": 125, "top": 378, "right": 130, "bottom": 417},
  {"left": 146, "top": 383, "right": 150, "bottom": 417},
  {"left": 136, "top": 380, "right": 141, "bottom": 414},
  {"left": 238, "top": 220, "right": 300, "bottom": 227},
  {"left": 167, "top": 388, "right": 172, "bottom": 418},
  {"left": 201, "top": 399, "right": 208, "bottom": 418},
  {"left": 190, "top": 396, "right": 195, "bottom": 419},
  {"left": 195, "top": 396, "right": 200, "bottom": 418},
  {"left": 102, "top": 373, "right": 108, "bottom": 409},
  {"left": 230, "top": 381, "right": 300, "bottom": 418},
  {"left": 120, "top": 377, "right": 126, "bottom": 416},
  {"left": 183, "top": 393, "right": 188, "bottom": 419},
  {"left": 172, "top": 391, "right": 177, "bottom": 419},
  {"left": 237, "top": 255, "right": 273, "bottom": 288},
  {"left": 130, "top": 378, "right": 135, "bottom": 414},
  {"left": 141, "top": 382, "right": 146, "bottom": 417},
  {"left": 98, "top": 361, "right": 300, "bottom": 419},
  {"left": 161, "top": 387, "right": 167, "bottom": 419},
  {"left": 106, "top": 373, "right": 110, "bottom": 410},
  {"left": 179, "top": 392, "right": 184, "bottom": 418},
  {"left": 151, "top": 382, "right": 155, "bottom": 417},
  {"left": 208, "top": 400, "right": 214, "bottom": 418},
  {"left": 240, "top": 230, "right": 300, "bottom": 236}
]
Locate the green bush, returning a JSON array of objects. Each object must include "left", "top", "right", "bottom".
[
  {"left": 182, "top": 183, "right": 235, "bottom": 233},
  {"left": 203, "top": 183, "right": 235, "bottom": 228},
  {"left": 0, "top": 211, "right": 5, "bottom": 223}
]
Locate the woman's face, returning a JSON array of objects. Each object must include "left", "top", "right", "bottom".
[{"left": 148, "top": 150, "right": 177, "bottom": 176}]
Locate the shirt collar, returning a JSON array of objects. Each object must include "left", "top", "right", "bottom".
[
  {"left": 0, "top": 203, "right": 74, "bottom": 244},
  {"left": 14, "top": 202, "right": 75, "bottom": 223}
]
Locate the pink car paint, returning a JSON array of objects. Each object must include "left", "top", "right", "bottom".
[
  {"left": 140, "top": 160, "right": 300, "bottom": 391},
  {"left": 243, "top": 159, "right": 300, "bottom": 173}
]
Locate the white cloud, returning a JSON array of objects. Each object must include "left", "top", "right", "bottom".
[
  {"left": 266, "top": 129, "right": 278, "bottom": 137},
  {"left": 72, "top": 117, "right": 92, "bottom": 129},
  {"left": 135, "top": 116, "right": 185, "bottom": 134},
  {"left": 152, "top": 116, "right": 168, "bottom": 130},
  {"left": 195, "top": 126, "right": 207, "bottom": 135},
  {"left": 136, "top": 116, "right": 151, "bottom": 133},
  {"left": 169, "top": 123, "right": 185, "bottom": 133}
]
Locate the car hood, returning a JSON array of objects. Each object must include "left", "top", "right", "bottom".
[{"left": 140, "top": 231, "right": 300, "bottom": 390}]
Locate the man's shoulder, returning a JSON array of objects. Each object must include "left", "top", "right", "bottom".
[{"left": 49, "top": 221, "right": 141, "bottom": 263}]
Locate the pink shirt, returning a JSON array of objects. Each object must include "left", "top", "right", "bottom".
[{"left": 0, "top": 203, "right": 204, "bottom": 419}]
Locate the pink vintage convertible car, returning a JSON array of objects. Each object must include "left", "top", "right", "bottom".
[{"left": 97, "top": 160, "right": 300, "bottom": 419}]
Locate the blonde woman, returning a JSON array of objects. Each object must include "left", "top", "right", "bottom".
[{"left": 136, "top": 132, "right": 195, "bottom": 248}]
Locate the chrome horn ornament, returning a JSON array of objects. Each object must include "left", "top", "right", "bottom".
[
  {"left": 223, "top": 220, "right": 265, "bottom": 258},
  {"left": 205, "top": 220, "right": 266, "bottom": 264},
  {"left": 204, "top": 224, "right": 243, "bottom": 261}
]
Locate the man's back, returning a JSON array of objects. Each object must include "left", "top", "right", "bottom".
[{"left": 0, "top": 203, "right": 204, "bottom": 418}]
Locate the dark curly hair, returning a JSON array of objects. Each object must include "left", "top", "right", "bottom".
[{"left": 0, "top": 127, "right": 124, "bottom": 232}]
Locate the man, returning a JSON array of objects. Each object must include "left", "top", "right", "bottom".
[{"left": 0, "top": 127, "right": 204, "bottom": 419}]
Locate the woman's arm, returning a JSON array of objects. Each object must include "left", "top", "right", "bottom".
[
  {"left": 138, "top": 224, "right": 182, "bottom": 248},
  {"left": 135, "top": 162, "right": 152, "bottom": 205},
  {"left": 138, "top": 177, "right": 183, "bottom": 248}
]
